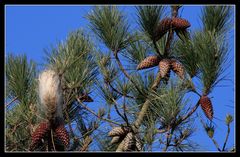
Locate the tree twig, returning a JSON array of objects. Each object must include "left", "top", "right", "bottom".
[
  {"left": 5, "top": 96, "right": 18, "bottom": 108},
  {"left": 211, "top": 138, "right": 221, "bottom": 151},
  {"left": 112, "top": 98, "right": 129, "bottom": 126},
  {"left": 109, "top": 82, "right": 135, "bottom": 99},
  {"left": 51, "top": 129, "right": 56, "bottom": 151},
  {"left": 176, "top": 100, "right": 200, "bottom": 126},
  {"left": 76, "top": 97, "right": 121, "bottom": 126},
  {"left": 222, "top": 124, "right": 230, "bottom": 151}
]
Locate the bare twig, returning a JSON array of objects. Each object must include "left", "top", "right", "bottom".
[
  {"left": 76, "top": 97, "right": 121, "bottom": 126},
  {"left": 211, "top": 138, "right": 221, "bottom": 151},
  {"left": 123, "top": 97, "right": 130, "bottom": 126},
  {"left": 176, "top": 99, "right": 201, "bottom": 126},
  {"left": 51, "top": 129, "right": 56, "bottom": 151},
  {"left": 109, "top": 83, "right": 135, "bottom": 99},
  {"left": 5, "top": 96, "right": 18, "bottom": 108},
  {"left": 222, "top": 124, "right": 230, "bottom": 151},
  {"left": 111, "top": 98, "right": 129, "bottom": 126}
]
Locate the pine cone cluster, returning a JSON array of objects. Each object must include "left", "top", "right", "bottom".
[
  {"left": 155, "top": 17, "right": 191, "bottom": 42},
  {"left": 199, "top": 95, "right": 214, "bottom": 120},
  {"left": 108, "top": 126, "right": 142, "bottom": 151},
  {"left": 137, "top": 57, "right": 185, "bottom": 80},
  {"left": 29, "top": 119, "right": 70, "bottom": 151}
]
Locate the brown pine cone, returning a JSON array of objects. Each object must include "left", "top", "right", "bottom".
[
  {"left": 137, "top": 56, "right": 160, "bottom": 70},
  {"left": 154, "top": 18, "right": 172, "bottom": 41},
  {"left": 54, "top": 124, "right": 70, "bottom": 148},
  {"left": 108, "top": 126, "right": 129, "bottom": 137},
  {"left": 199, "top": 95, "right": 214, "bottom": 120},
  {"left": 30, "top": 121, "right": 50, "bottom": 151},
  {"left": 122, "top": 132, "right": 136, "bottom": 151},
  {"left": 171, "top": 17, "right": 191, "bottom": 29},
  {"left": 171, "top": 59, "right": 185, "bottom": 79},
  {"left": 110, "top": 136, "right": 121, "bottom": 144},
  {"left": 159, "top": 59, "right": 171, "bottom": 78}
]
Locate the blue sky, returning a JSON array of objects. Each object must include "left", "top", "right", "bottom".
[{"left": 5, "top": 5, "right": 235, "bottom": 151}]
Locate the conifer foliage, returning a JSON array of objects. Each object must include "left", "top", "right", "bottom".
[{"left": 5, "top": 5, "right": 233, "bottom": 152}]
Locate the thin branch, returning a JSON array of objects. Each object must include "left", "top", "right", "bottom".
[
  {"left": 51, "top": 129, "right": 56, "bottom": 151},
  {"left": 211, "top": 138, "right": 221, "bottom": 151},
  {"left": 162, "top": 126, "right": 174, "bottom": 151},
  {"left": 76, "top": 97, "right": 121, "bottom": 126},
  {"left": 5, "top": 96, "right": 18, "bottom": 108},
  {"left": 222, "top": 124, "right": 230, "bottom": 151},
  {"left": 112, "top": 98, "right": 129, "bottom": 126},
  {"left": 123, "top": 96, "right": 130, "bottom": 126},
  {"left": 109, "top": 83, "right": 135, "bottom": 99},
  {"left": 176, "top": 100, "right": 201, "bottom": 126}
]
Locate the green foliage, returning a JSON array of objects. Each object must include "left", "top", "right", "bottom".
[
  {"left": 195, "top": 31, "right": 228, "bottom": 95},
  {"left": 130, "top": 72, "right": 155, "bottom": 105},
  {"left": 136, "top": 6, "right": 165, "bottom": 41},
  {"left": 6, "top": 54, "right": 37, "bottom": 105},
  {"left": 86, "top": 6, "right": 133, "bottom": 52},
  {"left": 96, "top": 52, "right": 119, "bottom": 84},
  {"left": 122, "top": 40, "right": 150, "bottom": 66},
  {"left": 201, "top": 6, "right": 232, "bottom": 35},
  {"left": 174, "top": 34, "right": 200, "bottom": 78},
  {"left": 148, "top": 81, "right": 188, "bottom": 127}
]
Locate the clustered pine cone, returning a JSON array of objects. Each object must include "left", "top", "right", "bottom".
[
  {"left": 155, "top": 17, "right": 191, "bottom": 42},
  {"left": 30, "top": 121, "right": 50, "bottom": 151},
  {"left": 171, "top": 59, "right": 185, "bottom": 79},
  {"left": 137, "top": 57, "right": 185, "bottom": 80},
  {"left": 154, "top": 18, "right": 172, "bottom": 41},
  {"left": 54, "top": 124, "right": 70, "bottom": 147},
  {"left": 159, "top": 59, "right": 171, "bottom": 78},
  {"left": 108, "top": 126, "right": 142, "bottom": 151},
  {"left": 29, "top": 120, "right": 70, "bottom": 151},
  {"left": 136, "top": 56, "right": 161, "bottom": 70},
  {"left": 171, "top": 17, "right": 191, "bottom": 29},
  {"left": 199, "top": 95, "right": 214, "bottom": 120}
]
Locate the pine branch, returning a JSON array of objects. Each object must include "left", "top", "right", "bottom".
[
  {"left": 114, "top": 52, "right": 145, "bottom": 96},
  {"left": 201, "top": 6, "right": 232, "bottom": 35}
]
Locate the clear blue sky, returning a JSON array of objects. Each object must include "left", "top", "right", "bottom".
[{"left": 5, "top": 5, "right": 235, "bottom": 151}]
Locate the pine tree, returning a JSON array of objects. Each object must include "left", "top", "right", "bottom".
[{"left": 5, "top": 5, "right": 234, "bottom": 152}]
